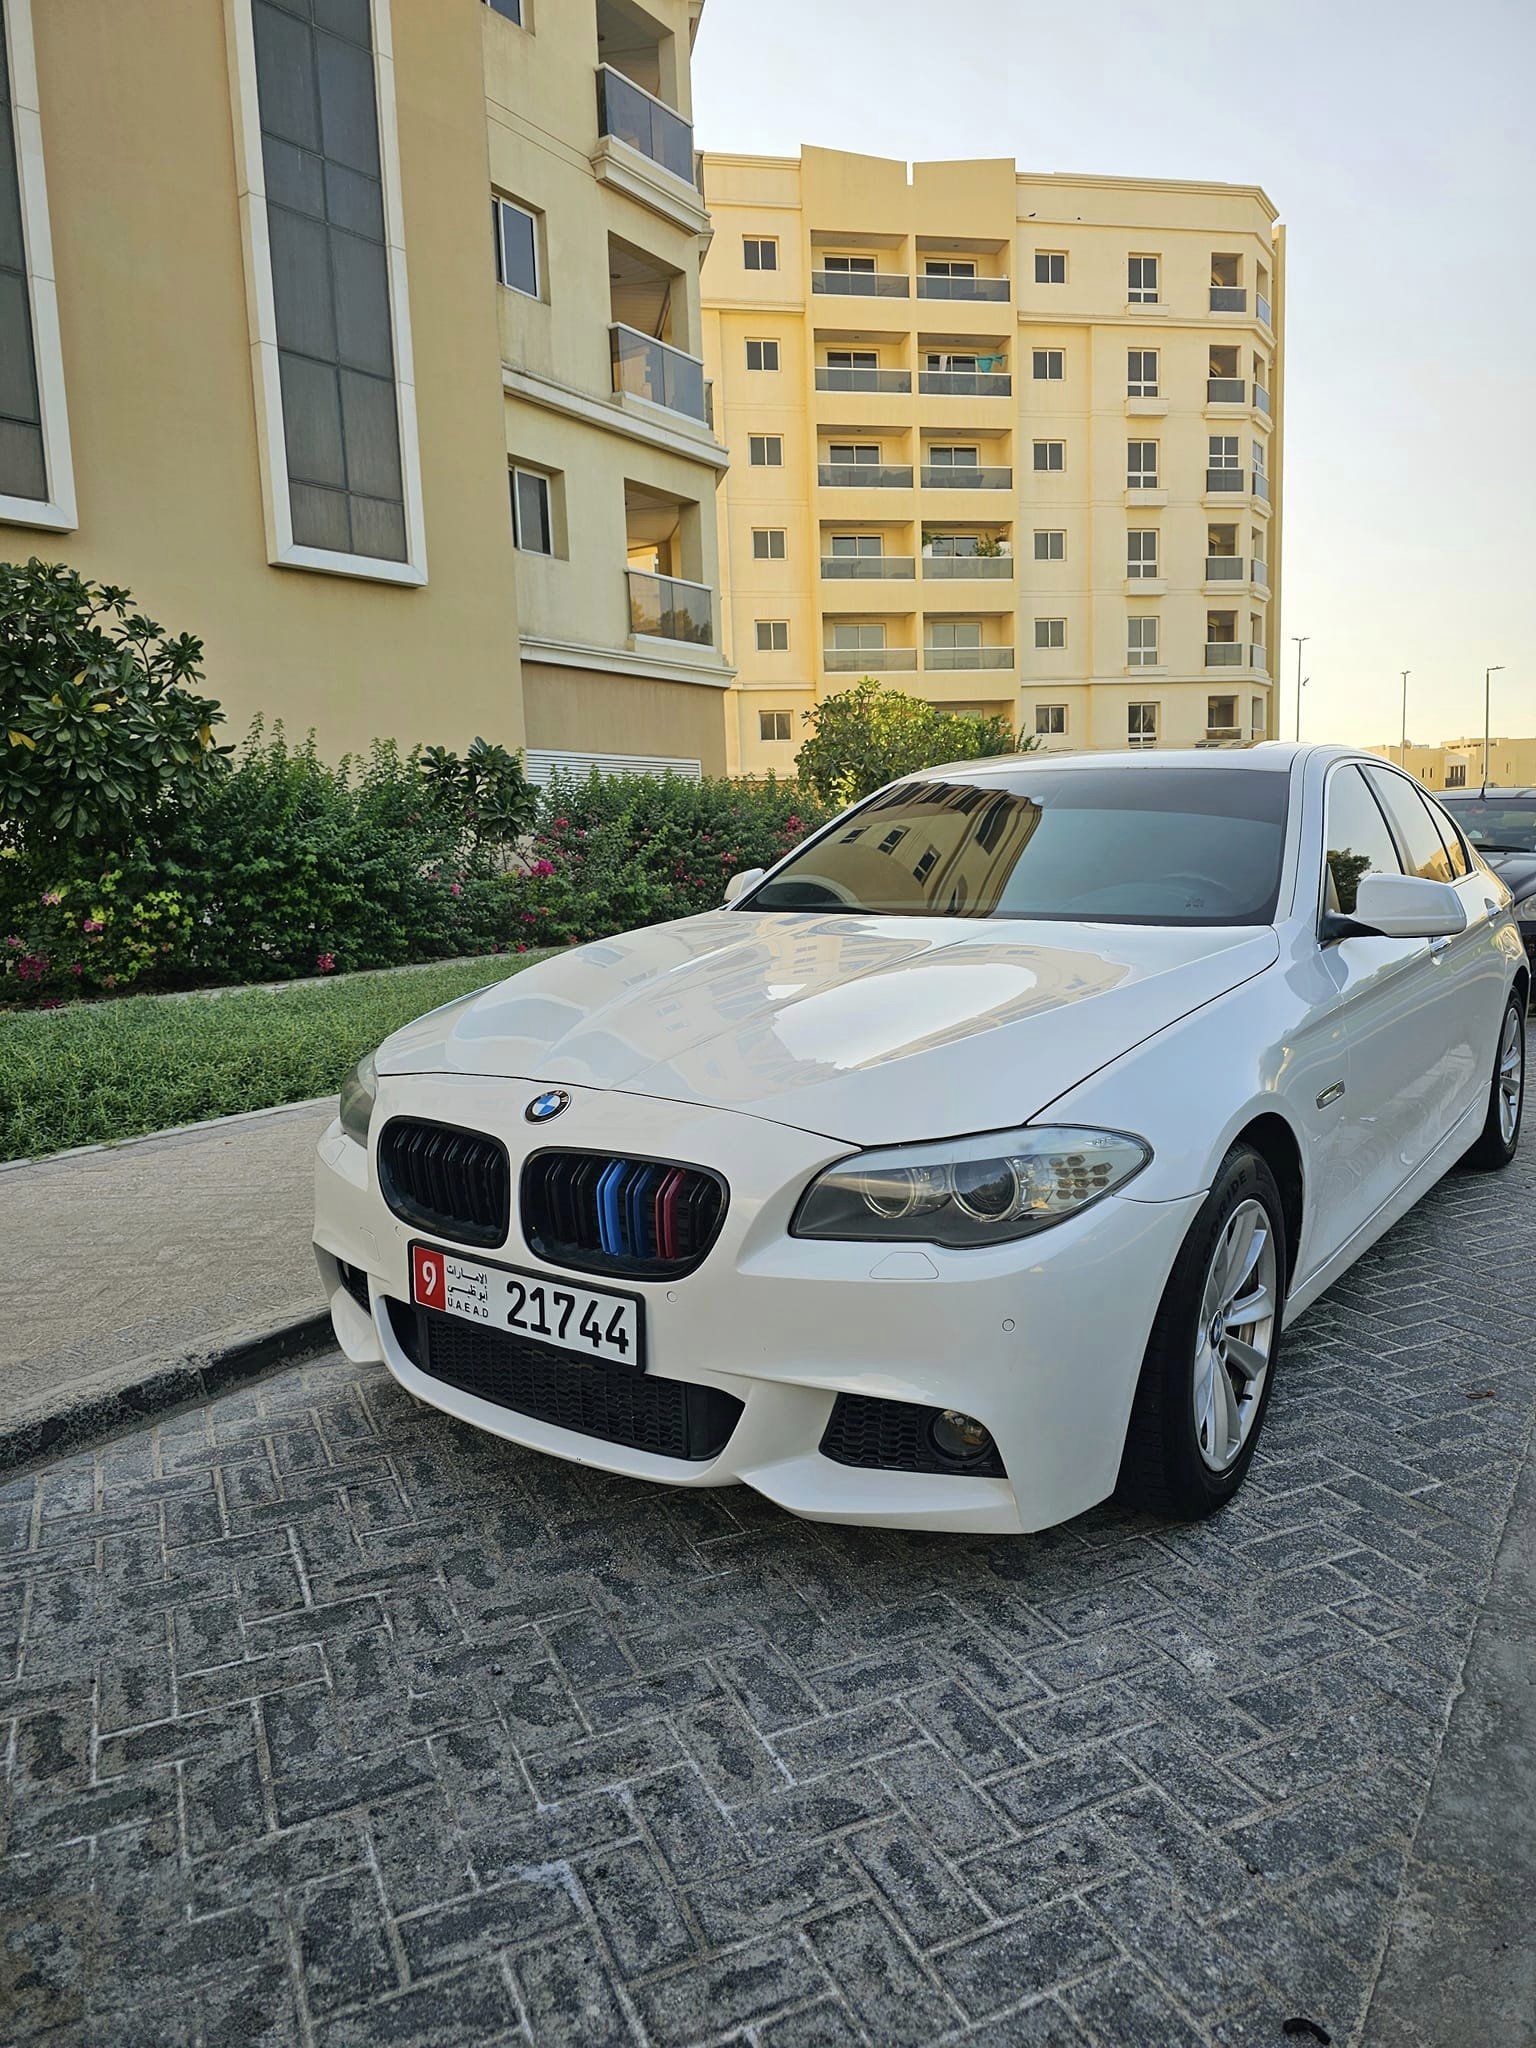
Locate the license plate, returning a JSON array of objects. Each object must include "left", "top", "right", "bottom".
[{"left": 409, "top": 1242, "right": 644, "bottom": 1371}]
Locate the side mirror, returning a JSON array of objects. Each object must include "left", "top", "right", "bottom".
[
  {"left": 723, "top": 866, "right": 766, "bottom": 907},
  {"left": 1328, "top": 872, "right": 1467, "bottom": 942}
]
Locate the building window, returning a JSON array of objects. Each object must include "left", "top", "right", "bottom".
[
  {"left": 1034, "top": 618, "right": 1066, "bottom": 649},
  {"left": 1127, "top": 529, "right": 1158, "bottom": 579},
  {"left": 749, "top": 434, "right": 783, "bottom": 466},
  {"left": 828, "top": 441, "right": 880, "bottom": 467},
  {"left": 1446, "top": 762, "right": 1467, "bottom": 788},
  {"left": 231, "top": 0, "right": 423, "bottom": 578},
  {"left": 743, "top": 237, "right": 778, "bottom": 270},
  {"left": 1127, "top": 440, "right": 1159, "bottom": 489},
  {"left": 1251, "top": 695, "right": 1266, "bottom": 737},
  {"left": 1036, "top": 703, "right": 1067, "bottom": 735},
  {"left": 752, "top": 527, "right": 786, "bottom": 560},
  {"left": 746, "top": 338, "right": 780, "bottom": 371},
  {"left": 1208, "top": 694, "right": 1239, "bottom": 733},
  {"left": 1034, "top": 530, "right": 1065, "bottom": 561},
  {"left": 510, "top": 466, "right": 553, "bottom": 554},
  {"left": 927, "top": 444, "right": 979, "bottom": 468},
  {"left": 492, "top": 196, "right": 539, "bottom": 298},
  {"left": 825, "top": 253, "right": 876, "bottom": 273},
  {"left": 1127, "top": 349, "right": 1159, "bottom": 398},
  {"left": 928, "top": 620, "right": 983, "bottom": 652},
  {"left": 1033, "top": 440, "right": 1064, "bottom": 472},
  {"left": 759, "top": 710, "right": 792, "bottom": 742},
  {"left": 925, "top": 259, "right": 975, "bottom": 279},
  {"left": 831, "top": 533, "right": 883, "bottom": 557},
  {"left": 1128, "top": 617, "right": 1159, "bottom": 668},
  {"left": 830, "top": 621, "right": 886, "bottom": 651},
  {"left": 1209, "top": 434, "right": 1240, "bottom": 471},
  {"left": 1032, "top": 349, "right": 1064, "bottom": 381},
  {"left": 483, "top": 0, "right": 523, "bottom": 20},
  {"left": 0, "top": 0, "right": 74, "bottom": 526},
  {"left": 1128, "top": 700, "right": 1159, "bottom": 744},
  {"left": 1128, "top": 254, "right": 1159, "bottom": 304},
  {"left": 1034, "top": 251, "right": 1066, "bottom": 284},
  {"left": 755, "top": 620, "right": 789, "bottom": 651}
]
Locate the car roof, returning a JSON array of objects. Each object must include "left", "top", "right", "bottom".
[
  {"left": 907, "top": 742, "right": 1349, "bottom": 783},
  {"left": 1439, "top": 786, "right": 1536, "bottom": 801}
]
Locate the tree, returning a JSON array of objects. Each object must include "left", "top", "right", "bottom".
[
  {"left": 0, "top": 559, "right": 225, "bottom": 849},
  {"left": 794, "top": 680, "right": 1024, "bottom": 806},
  {"left": 419, "top": 735, "right": 537, "bottom": 852}
]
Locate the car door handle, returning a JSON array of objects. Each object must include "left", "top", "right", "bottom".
[{"left": 1429, "top": 936, "right": 1451, "bottom": 958}]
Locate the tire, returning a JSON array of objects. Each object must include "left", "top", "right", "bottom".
[
  {"left": 1116, "top": 1144, "right": 1287, "bottom": 1519},
  {"left": 1462, "top": 993, "right": 1526, "bottom": 1171}
]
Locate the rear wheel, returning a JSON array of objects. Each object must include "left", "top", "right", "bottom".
[
  {"left": 1117, "top": 1145, "right": 1286, "bottom": 1519},
  {"left": 1462, "top": 994, "right": 1525, "bottom": 1171}
]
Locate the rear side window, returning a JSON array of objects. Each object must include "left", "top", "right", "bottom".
[
  {"left": 1422, "top": 795, "right": 1470, "bottom": 877},
  {"left": 1324, "top": 766, "right": 1402, "bottom": 913},
  {"left": 1364, "top": 766, "right": 1455, "bottom": 883}
]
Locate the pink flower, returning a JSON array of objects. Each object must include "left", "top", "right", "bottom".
[
  {"left": 554, "top": 816, "right": 568, "bottom": 829},
  {"left": 39, "top": 997, "right": 62, "bottom": 1010},
  {"left": 41, "top": 890, "right": 63, "bottom": 907},
  {"left": 18, "top": 955, "right": 47, "bottom": 981},
  {"left": 82, "top": 917, "right": 104, "bottom": 934},
  {"left": 68, "top": 963, "right": 82, "bottom": 976},
  {"left": 5, "top": 935, "right": 22, "bottom": 949},
  {"left": 531, "top": 859, "right": 554, "bottom": 878},
  {"left": 449, "top": 882, "right": 462, "bottom": 897},
  {"left": 515, "top": 943, "right": 527, "bottom": 953},
  {"left": 315, "top": 952, "right": 336, "bottom": 974}
]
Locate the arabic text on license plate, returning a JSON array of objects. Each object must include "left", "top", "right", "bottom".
[{"left": 410, "top": 1243, "right": 643, "bottom": 1370}]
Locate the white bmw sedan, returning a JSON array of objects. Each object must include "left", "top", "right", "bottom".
[{"left": 314, "top": 746, "right": 1527, "bottom": 1534}]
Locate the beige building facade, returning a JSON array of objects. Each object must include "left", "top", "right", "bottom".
[
  {"left": 1365, "top": 737, "right": 1536, "bottom": 793},
  {"left": 701, "top": 148, "right": 1284, "bottom": 776},
  {"left": 0, "top": 0, "right": 730, "bottom": 773}
]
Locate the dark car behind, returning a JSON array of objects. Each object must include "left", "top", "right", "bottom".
[{"left": 1439, "top": 788, "right": 1536, "bottom": 982}]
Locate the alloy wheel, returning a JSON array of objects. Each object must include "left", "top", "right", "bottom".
[
  {"left": 1192, "top": 1197, "right": 1278, "bottom": 1473},
  {"left": 1497, "top": 1006, "right": 1524, "bottom": 1147}
]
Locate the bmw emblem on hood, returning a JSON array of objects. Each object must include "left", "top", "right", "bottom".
[{"left": 526, "top": 1089, "right": 570, "bottom": 1124}]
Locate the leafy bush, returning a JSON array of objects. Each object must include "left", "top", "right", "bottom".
[
  {"left": 794, "top": 680, "right": 1021, "bottom": 805},
  {"left": 0, "top": 559, "right": 225, "bottom": 848}
]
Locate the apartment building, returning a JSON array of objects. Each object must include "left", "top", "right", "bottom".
[
  {"left": 0, "top": 0, "right": 730, "bottom": 773},
  {"left": 1367, "top": 738, "right": 1536, "bottom": 794},
  {"left": 701, "top": 148, "right": 1284, "bottom": 774}
]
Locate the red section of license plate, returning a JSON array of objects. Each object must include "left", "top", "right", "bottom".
[{"left": 411, "top": 1243, "right": 447, "bottom": 1311}]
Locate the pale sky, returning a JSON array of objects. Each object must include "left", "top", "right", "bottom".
[{"left": 692, "top": 0, "right": 1535, "bottom": 748}]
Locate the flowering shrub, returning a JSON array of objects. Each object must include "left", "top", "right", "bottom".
[{"left": 0, "top": 857, "right": 192, "bottom": 999}]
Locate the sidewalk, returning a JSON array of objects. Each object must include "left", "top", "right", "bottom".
[{"left": 0, "top": 1096, "right": 336, "bottom": 1467}]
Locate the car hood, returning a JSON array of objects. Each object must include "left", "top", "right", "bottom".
[
  {"left": 377, "top": 913, "right": 1278, "bottom": 1145},
  {"left": 1480, "top": 850, "right": 1536, "bottom": 900}
]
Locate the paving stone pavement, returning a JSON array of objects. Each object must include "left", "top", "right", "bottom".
[{"left": 2, "top": 1136, "right": 1532, "bottom": 2047}]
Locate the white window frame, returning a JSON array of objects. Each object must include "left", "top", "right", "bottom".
[
  {"left": 1034, "top": 251, "right": 1066, "bottom": 284},
  {"left": 1032, "top": 440, "right": 1064, "bottom": 472},
  {"left": 493, "top": 195, "right": 540, "bottom": 299},
  {"left": 1127, "top": 617, "right": 1159, "bottom": 668},
  {"left": 1127, "top": 529, "right": 1158, "bottom": 578},
  {"left": 1128, "top": 700, "right": 1159, "bottom": 743},
  {"left": 752, "top": 527, "right": 786, "bottom": 560},
  {"left": 924, "top": 258, "right": 976, "bottom": 278},
  {"left": 1127, "top": 348, "right": 1159, "bottom": 397},
  {"left": 1128, "top": 253, "right": 1159, "bottom": 304},
  {"left": 510, "top": 465, "right": 553, "bottom": 554},
  {"left": 224, "top": 0, "right": 426, "bottom": 586},
  {"left": 0, "top": 0, "right": 75, "bottom": 531},
  {"left": 1032, "top": 349, "right": 1064, "bottom": 381},
  {"left": 743, "top": 237, "right": 778, "bottom": 271},
  {"left": 830, "top": 621, "right": 885, "bottom": 650},
  {"left": 830, "top": 533, "right": 883, "bottom": 557},
  {"left": 746, "top": 337, "right": 780, "bottom": 371},
  {"left": 825, "top": 253, "right": 877, "bottom": 273},
  {"left": 1035, "top": 703, "right": 1067, "bottom": 735},
  {"left": 1034, "top": 617, "right": 1066, "bottom": 650},
  {"left": 1127, "top": 440, "right": 1159, "bottom": 489},
  {"left": 1251, "top": 695, "right": 1266, "bottom": 738},
  {"left": 759, "top": 709, "right": 792, "bottom": 742},
  {"left": 749, "top": 434, "right": 783, "bottom": 466},
  {"left": 1034, "top": 530, "right": 1065, "bottom": 561},
  {"left": 755, "top": 619, "right": 789, "bottom": 652}
]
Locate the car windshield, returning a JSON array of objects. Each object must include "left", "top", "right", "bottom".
[
  {"left": 747, "top": 765, "right": 1291, "bottom": 925},
  {"left": 1440, "top": 799, "right": 1536, "bottom": 852}
]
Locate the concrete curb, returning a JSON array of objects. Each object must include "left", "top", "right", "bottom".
[
  {"left": 0, "top": 1094, "right": 338, "bottom": 1175},
  {"left": 0, "top": 1309, "right": 335, "bottom": 1474}
]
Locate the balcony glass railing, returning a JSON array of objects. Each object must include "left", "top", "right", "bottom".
[
  {"left": 921, "top": 465, "right": 1011, "bottom": 489},
  {"left": 1250, "top": 644, "right": 1269, "bottom": 670},
  {"left": 1252, "top": 559, "right": 1269, "bottom": 588},
  {"left": 627, "top": 568, "right": 713, "bottom": 647},
  {"left": 811, "top": 270, "right": 910, "bottom": 297},
  {"left": 1209, "top": 285, "right": 1248, "bottom": 312},
  {"left": 823, "top": 647, "right": 918, "bottom": 672},
  {"left": 1205, "top": 555, "right": 1245, "bottom": 580},
  {"left": 923, "top": 553, "right": 1013, "bottom": 578},
  {"left": 924, "top": 646, "right": 1014, "bottom": 670},
  {"left": 1257, "top": 292, "right": 1273, "bottom": 328},
  {"left": 595, "top": 66, "right": 695, "bottom": 186},
  {"left": 610, "top": 323, "right": 708, "bottom": 423},
  {"left": 1254, "top": 384, "right": 1271, "bottom": 415},
  {"left": 815, "top": 367, "right": 912, "bottom": 393},
  {"left": 818, "top": 463, "right": 913, "bottom": 488},
  {"left": 1205, "top": 467, "right": 1246, "bottom": 493},
  {"left": 1205, "top": 726, "right": 1243, "bottom": 742},
  {"left": 918, "top": 370, "right": 1012, "bottom": 397},
  {"left": 1207, "top": 376, "right": 1247, "bottom": 403},
  {"left": 820, "top": 555, "right": 916, "bottom": 579},
  {"left": 1254, "top": 472, "right": 1271, "bottom": 502},
  {"left": 916, "top": 275, "right": 1010, "bottom": 301},
  {"left": 1204, "top": 642, "right": 1243, "bottom": 667}
]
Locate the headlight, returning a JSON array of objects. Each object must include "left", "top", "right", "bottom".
[
  {"left": 338, "top": 1052, "right": 378, "bottom": 1147},
  {"left": 792, "top": 1126, "right": 1151, "bottom": 1248},
  {"left": 1517, "top": 896, "right": 1536, "bottom": 922}
]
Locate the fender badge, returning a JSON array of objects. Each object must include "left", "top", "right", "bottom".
[{"left": 526, "top": 1089, "right": 570, "bottom": 1123}]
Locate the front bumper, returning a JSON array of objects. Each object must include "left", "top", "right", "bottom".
[{"left": 314, "top": 1074, "right": 1200, "bottom": 1534}]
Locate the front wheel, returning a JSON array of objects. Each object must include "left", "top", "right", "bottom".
[
  {"left": 1116, "top": 1145, "right": 1286, "bottom": 1519},
  {"left": 1462, "top": 993, "right": 1526, "bottom": 1171}
]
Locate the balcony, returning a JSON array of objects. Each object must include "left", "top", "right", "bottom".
[
  {"left": 1252, "top": 559, "right": 1269, "bottom": 589},
  {"left": 1257, "top": 292, "right": 1273, "bottom": 328},
  {"left": 1254, "top": 384, "right": 1271, "bottom": 415},
  {"left": 1205, "top": 555, "right": 1245, "bottom": 581},
  {"left": 921, "top": 465, "right": 1011, "bottom": 489},
  {"left": 918, "top": 369, "right": 1012, "bottom": 397},
  {"left": 1204, "top": 643, "right": 1243, "bottom": 667},
  {"left": 1204, "top": 726, "right": 1244, "bottom": 743},
  {"left": 1207, "top": 376, "right": 1247, "bottom": 403},
  {"left": 815, "top": 367, "right": 912, "bottom": 393},
  {"left": 916, "top": 275, "right": 1010, "bottom": 301},
  {"left": 818, "top": 463, "right": 913, "bottom": 488},
  {"left": 821, "top": 555, "right": 916, "bottom": 580},
  {"left": 923, "top": 553, "right": 1012, "bottom": 579},
  {"left": 1209, "top": 286, "right": 1247, "bottom": 313},
  {"left": 1254, "top": 472, "right": 1271, "bottom": 502},
  {"left": 610, "top": 323, "right": 708, "bottom": 424},
  {"left": 924, "top": 646, "right": 1014, "bottom": 671},
  {"left": 1205, "top": 467, "right": 1247, "bottom": 493},
  {"left": 812, "top": 270, "right": 910, "bottom": 298},
  {"left": 823, "top": 647, "right": 918, "bottom": 673},
  {"left": 1250, "top": 644, "right": 1269, "bottom": 670},
  {"left": 595, "top": 66, "right": 695, "bottom": 187},
  {"left": 627, "top": 568, "right": 712, "bottom": 647}
]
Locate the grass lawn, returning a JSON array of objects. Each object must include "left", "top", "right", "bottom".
[{"left": 0, "top": 955, "right": 543, "bottom": 1163}]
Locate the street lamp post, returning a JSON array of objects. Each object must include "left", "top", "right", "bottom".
[
  {"left": 1482, "top": 665, "right": 1505, "bottom": 792},
  {"left": 1292, "top": 636, "right": 1309, "bottom": 742},
  {"left": 1399, "top": 670, "right": 1410, "bottom": 768}
]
